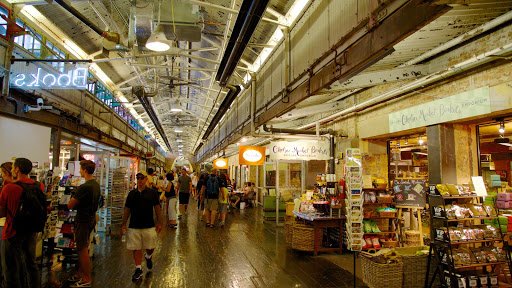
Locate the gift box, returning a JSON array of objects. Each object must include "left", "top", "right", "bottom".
[
  {"left": 498, "top": 193, "right": 512, "bottom": 201},
  {"left": 496, "top": 200, "right": 512, "bottom": 209}
]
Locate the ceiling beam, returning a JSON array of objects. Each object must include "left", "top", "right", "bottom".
[
  {"left": 251, "top": 0, "right": 450, "bottom": 127},
  {"left": 188, "top": 0, "right": 288, "bottom": 27},
  {"left": 330, "top": 63, "right": 432, "bottom": 91}
]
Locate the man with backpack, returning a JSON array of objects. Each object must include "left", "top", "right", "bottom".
[
  {"left": 202, "top": 169, "right": 220, "bottom": 228},
  {"left": 0, "top": 158, "right": 45, "bottom": 288},
  {"left": 67, "top": 160, "right": 101, "bottom": 287}
]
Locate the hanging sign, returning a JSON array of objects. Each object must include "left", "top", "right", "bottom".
[
  {"left": 269, "top": 140, "right": 330, "bottom": 161},
  {"left": 239, "top": 146, "right": 265, "bottom": 165},
  {"left": 9, "top": 62, "right": 89, "bottom": 90},
  {"left": 213, "top": 158, "right": 228, "bottom": 169},
  {"left": 389, "top": 87, "right": 491, "bottom": 133}
]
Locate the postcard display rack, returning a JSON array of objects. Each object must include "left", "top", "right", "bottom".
[
  {"left": 425, "top": 191, "right": 512, "bottom": 288},
  {"left": 98, "top": 156, "right": 134, "bottom": 235},
  {"left": 345, "top": 148, "right": 364, "bottom": 251}
]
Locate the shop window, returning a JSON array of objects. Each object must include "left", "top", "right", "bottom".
[
  {"left": 0, "top": 6, "right": 9, "bottom": 37},
  {"left": 477, "top": 120, "right": 512, "bottom": 188},
  {"left": 388, "top": 136, "right": 428, "bottom": 182}
]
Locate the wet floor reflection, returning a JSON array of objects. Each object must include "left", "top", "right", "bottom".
[{"left": 58, "top": 205, "right": 365, "bottom": 287}]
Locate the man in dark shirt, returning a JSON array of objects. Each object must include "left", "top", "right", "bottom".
[
  {"left": 0, "top": 158, "right": 44, "bottom": 288},
  {"left": 122, "top": 171, "right": 163, "bottom": 282},
  {"left": 67, "top": 160, "right": 100, "bottom": 287},
  {"left": 176, "top": 167, "right": 192, "bottom": 218}
]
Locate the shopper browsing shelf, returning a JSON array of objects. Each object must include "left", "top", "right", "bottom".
[
  {"left": 0, "top": 158, "right": 45, "bottom": 288},
  {"left": 67, "top": 160, "right": 101, "bottom": 288},
  {"left": 176, "top": 167, "right": 192, "bottom": 218},
  {"left": 122, "top": 172, "right": 163, "bottom": 282}
]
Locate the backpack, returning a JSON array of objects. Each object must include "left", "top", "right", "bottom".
[
  {"left": 13, "top": 182, "right": 47, "bottom": 235},
  {"left": 206, "top": 175, "right": 220, "bottom": 199}
]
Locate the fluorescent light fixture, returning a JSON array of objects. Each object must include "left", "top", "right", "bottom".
[
  {"left": 145, "top": 25, "right": 170, "bottom": 52},
  {"left": 241, "top": 137, "right": 247, "bottom": 143},
  {"left": 176, "top": 139, "right": 183, "bottom": 142},
  {"left": 175, "top": 128, "right": 183, "bottom": 133},
  {"left": 170, "top": 108, "right": 183, "bottom": 112}
]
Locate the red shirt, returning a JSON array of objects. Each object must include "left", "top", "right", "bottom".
[{"left": 0, "top": 178, "right": 44, "bottom": 240}]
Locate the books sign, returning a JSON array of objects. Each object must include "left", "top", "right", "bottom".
[
  {"left": 10, "top": 62, "right": 89, "bottom": 90},
  {"left": 269, "top": 140, "right": 330, "bottom": 161},
  {"left": 389, "top": 87, "right": 491, "bottom": 133}
]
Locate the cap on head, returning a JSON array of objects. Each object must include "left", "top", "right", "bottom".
[{"left": 136, "top": 171, "right": 148, "bottom": 179}]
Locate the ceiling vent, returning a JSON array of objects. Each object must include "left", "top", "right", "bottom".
[{"left": 158, "top": 1, "right": 202, "bottom": 42}]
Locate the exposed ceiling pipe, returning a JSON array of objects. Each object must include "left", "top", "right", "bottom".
[
  {"left": 325, "top": 10, "right": 512, "bottom": 104},
  {"left": 215, "top": 0, "right": 270, "bottom": 86},
  {"left": 201, "top": 85, "right": 241, "bottom": 140},
  {"left": 262, "top": 124, "right": 333, "bottom": 136},
  {"left": 300, "top": 42, "right": 512, "bottom": 129},
  {"left": 136, "top": 93, "right": 172, "bottom": 152},
  {"left": 54, "top": 0, "right": 120, "bottom": 43}
]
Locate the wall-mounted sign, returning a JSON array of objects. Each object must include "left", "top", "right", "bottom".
[
  {"left": 269, "top": 140, "right": 330, "bottom": 161},
  {"left": 9, "top": 62, "right": 89, "bottom": 90},
  {"left": 389, "top": 87, "right": 491, "bottom": 133},
  {"left": 214, "top": 158, "right": 228, "bottom": 169},
  {"left": 239, "top": 146, "right": 265, "bottom": 165}
]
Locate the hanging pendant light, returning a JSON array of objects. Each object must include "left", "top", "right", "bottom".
[{"left": 146, "top": 25, "right": 170, "bottom": 52}]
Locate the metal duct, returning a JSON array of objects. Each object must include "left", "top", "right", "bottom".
[
  {"left": 54, "top": 0, "right": 120, "bottom": 42},
  {"left": 262, "top": 124, "right": 333, "bottom": 136},
  {"left": 136, "top": 94, "right": 172, "bottom": 152},
  {"left": 215, "top": 0, "right": 270, "bottom": 86},
  {"left": 201, "top": 85, "right": 241, "bottom": 140}
]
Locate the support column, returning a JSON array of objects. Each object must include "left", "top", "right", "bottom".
[
  {"left": 427, "top": 124, "right": 457, "bottom": 184},
  {"left": 51, "top": 127, "right": 62, "bottom": 170}
]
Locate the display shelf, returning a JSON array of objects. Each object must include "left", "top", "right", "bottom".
[
  {"left": 452, "top": 262, "right": 508, "bottom": 269},
  {"left": 432, "top": 216, "right": 498, "bottom": 222},
  {"left": 363, "top": 202, "right": 396, "bottom": 206},
  {"left": 363, "top": 231, "right": 396, "bottom": 235},
  {"left": 434, "top": 238, "right": 502, "bottom": 245},
  {"left": 364, "top": 216, "right": 396, "bottom": 220},
  {"left": 425, "top": 192, "right": 512, "bottom": 288}
]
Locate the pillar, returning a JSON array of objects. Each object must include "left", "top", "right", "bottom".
[
  {"left": 427, "top": 124, "right": 457, "bottom": 184},
  {"left": 51, "top": 127, "right": 61, "bottom": 170}
]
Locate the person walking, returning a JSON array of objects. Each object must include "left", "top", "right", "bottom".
[
  {"left": 67, "top": 160, "right": 101, "bottom": 287},
  {"left": 122, "top": 171, "right": 163, "bottom": 282},
  {"left": 176, "top": 167, "right": 192, "bottom": 219},
  {"left": 165, "top": 173, "right": 177, "bottom": 229},
  {"left": 0, "top": 158, "right": 45, "bottom": 288},
  {"left": 203, "top": 170, "right": 220, "bottom": 228},
  {"left": 218, "top": 174, "right": 229, "bottom": 227},
  {"left": 196, "top": 173, "right": 207, "bottom": 220}
]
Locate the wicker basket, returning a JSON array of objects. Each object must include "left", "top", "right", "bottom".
[
  {"left": 395, "top": 246, "right": 430, "bottom": 288},
  {"left": 361, "top": 254, "right": 403, "bottom": 288},
  {"left": 382, "top": 240, "right": 399, "bottom": 248},
  {"left": 379, "top": 211, "right": 396, "bottom": 218},
  {"left": 291, "top": 224, "right": 315, "bottom": 252},
  {"left": 284, "top": 222, "right": 293, "bottom": 245},
  {"left": 377, "top": 196, "right": 393, "bottom": 204}
]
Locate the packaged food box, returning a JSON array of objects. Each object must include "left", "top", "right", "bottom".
[{"left": 498, "top": 193, "right": 512, "bottom": 201}]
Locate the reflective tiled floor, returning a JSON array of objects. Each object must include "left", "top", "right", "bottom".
[{"left": 53, "top": 204, "right": 366, "bottom": 287}]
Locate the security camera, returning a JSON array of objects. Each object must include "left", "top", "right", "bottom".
[
  {"left": 23, "top": 98, "right": 53, "bottom": 113},
  {"left": 37, "top": 98, "right": 44, "bottom": 107}
]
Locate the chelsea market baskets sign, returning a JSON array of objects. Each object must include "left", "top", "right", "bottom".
[
  {"left": 388, "top": 87, "right": 491, "bottom": 133},
  {"left": 10, "top": 62, "right": 89, "bottom": 90},
  {"left": 269, "top": 140, "right": 330, "bottom": 161}
]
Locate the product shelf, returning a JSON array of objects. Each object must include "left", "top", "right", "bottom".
[
  {"left": 434, "top": 238, "right": 502, "bottom": 245},
  {"left": 432, "top": 216, "right": 498, "bottom": 222},
  {"left": 452, "top": 261, "right": 508, "bottom": 269}
]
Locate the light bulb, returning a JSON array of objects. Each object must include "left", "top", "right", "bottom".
[
  {"left": 419, "top": 137, "right": 424, "bottom": 145},
  {"left": 145, "top": 26, "right": 170, "bottom": 52},
  {"left": 499, "top": 122, "right": 505, "bottom": 134}
]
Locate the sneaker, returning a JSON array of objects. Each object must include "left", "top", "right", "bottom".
[
  {"left": 70, "top": 279, "right": 91, "bottom": 288},
  {"left": 132, "top": 268, "right": 143, "bottom": 282},
  {"left": 145, "top": 255, "right": 153, "bottom": 271}
]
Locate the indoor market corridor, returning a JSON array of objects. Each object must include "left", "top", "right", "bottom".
[{"left": 61, "top": 206, "right": 365, "bottom": 288}]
